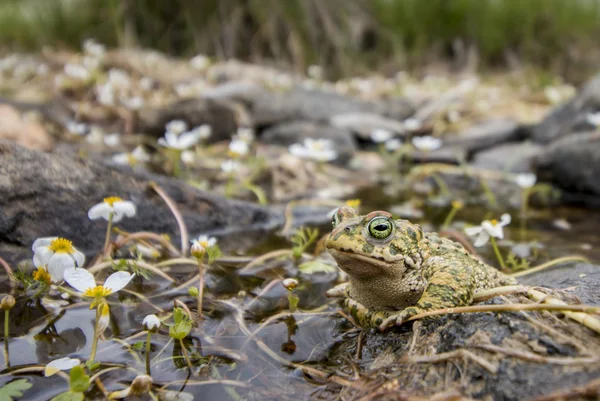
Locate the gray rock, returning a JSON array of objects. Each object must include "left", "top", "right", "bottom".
[
  {"left": 203, "top": 83, "right": 415, "bottom": 126},
  {"left": 472, "top": 141, "right": 543, "bottom": 173},
  {"left": 329, "top": 112, "right": 407, "bottom": 139},
  {"left": 535, "top": 131, "right": 600, "bottom": 205},
  {"left": 135, "top": 98, "right": 241, "bottom": 142},
  {"left": 330, "top": 263, "right": 600, "bottom": 401},
  {"left": 530, "top": 72, "right": 600, "bottom": 143},
  {"left": 261, "top": 121, "right": 357, "bottom": 163},
  {"left": 0, "top": 140, "right": 329, "bottom": 266},
  {"left": 444, "top": 118, "right": 522, "bottom": 154}
]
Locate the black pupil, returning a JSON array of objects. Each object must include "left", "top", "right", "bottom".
[{"left": 374, "top": 223, "right": 388, "bottom": 231}]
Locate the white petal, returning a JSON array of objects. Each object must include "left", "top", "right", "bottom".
[
  {"left": 34, "top": 246, "right": 53, "bottom": 266},
  {"left": 113, "top": 201, "right": 136, "bottom": 217},
  {"left": 157, "top": 137, "right": 168, "bottom": 147},
  {"left": 464, "top": 226, "right": 484, "bottom": 236},
  {"left": 142, "top": 314, "right": 160, "bottom": 330},
  {"left": 111, "top": 213, "right": 124, "bottom": 223},
  {"left": 500, "top": 213, "right": 512, "bottom": 226},
  {"left": 32, "top": 237, "right": 57, "bottom": 251},
  {"left": 45, "top": 357, "right": 81, "bottom": 377},
  {"left": 48, "top": 254, "right": 77, "bottom": 278},
  {"left": 112, "top": 153, "right": 130, "bottom": 165},
  {"left": 72, "top": 250, "right": 85, "bottom": 268},
  {"left": 473, "top": 232, "right": 490, "bottom": 247},
  {"left": 97, "top": 303, "right": 110, "bottom": 334},
  {"left": 88, "top": 203, "right": 112, "bottom": 220},
  {"left": 103, "top": 271, "right": 135, "bottom": 292},
  {"left": 482, "top": 221, "right": 504, "bottom": 239},
  {"left": 64, "top": 268, "right": 96, "bottom": 292},
  {"left": 178, "top": 132, "right": 200, "bottom": 149}
]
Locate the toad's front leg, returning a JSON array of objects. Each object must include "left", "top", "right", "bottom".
[{"left": 379, "top": 265, "right": 476, "bottom": 331}]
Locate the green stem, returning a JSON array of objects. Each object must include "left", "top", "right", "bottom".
[
  {"left": 172, "top": 150, "right": 182, "bottom": 177},
  {"left": 197, "top": 260, "right": 204, "bottom": 319},
  {"left": 4, "top": 309, "right": 9, "bottom": 368},
  {"left": 431, "top": 173, "right": 450, "bottom": 197},
  {"left": 179, "top": 339, "right": 194, "bottom": 371},
  {"left": 490, "top": 237, "right": 506, "bottom": 270},
  {"left": 89, "top": 307, "right": 100, "bottom": 363},
  {"left": 145, "top": 331, "right": 152, "bottom": 375},
  {"left": 520, "top": 188, "right": 531, "bottom": 241},
  {"left": 225, "top": 172, "right": 234, "bottom": 197},
  {"left": 441, "top": 204, "right": 459, "bottom": 230},
  {"left": 103, "top": 212, "right": 114, "bottom": 255},
  {"left": 480, "top": 178, "right": 498, "bottom": 208}
]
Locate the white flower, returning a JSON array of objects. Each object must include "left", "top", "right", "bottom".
[
  {"left": 190, "top": 54, "right": 210, "bottom": 70},
  {"left": 112, "top": 146, "right": 151, "bottom": 166},
  {"left": 121, "top": 96, "right": 144, "bottom": 110},
  {"left": 64, "top": 63, "right": 90, "bottom": 81},
  {"left": 134, "top": 244, "right": 160, "bottom": 259},
  {"left": 307, "top": 65, "right": 323, "bottom": 80},
  {"left": 188, "top": 124, "right": 212, "bottom": 140},
  {"left": 412, "top": 136, "right": 442, "bottom": 151},
  {"left": 82, "top": 56, "right": 100, "bottom": 72},
  {"left": 181, "top": 150, "right": 196, "bottom": 165},
  {"left": 88, "top": 197, "right": 136, "bottom": 222},
  {"left": 403, "top": 118, "right": 422, "bottom": 131},
  {"left": 158, "top": 131, "right": 201, "bottom": 150},
  {"left": 385, "top": 138, "right": 403, "bottom": 152},
  {"left": 96, "top": 83, "right": 115, "bottom": 106},
  {"left": 83, "top": 39, "right": 105, "bottom": 58},
  {"left": 544, "top": 87, "right": 561, "bottom": 104},
  {"left": 107, "top": 69, "right": 130, "bottom": 89},
  {"left": 165, "top": 120, "right": 188, "bottom": 135},
  {"left": 465, "top": 214, "right": 512, "bottom": 247},
  {"left": 370, "top": 129, "right": 393, "bottom": 143},
  {"left": 514, "top": 173, "right": 537, "bottom": 189},
  {"left": 140, "top": 77, "right": 154, "bottom": 91},
  {"left": 229, "top": 138, "right": 249, "bottom": 157},
  {"left": 104, "top": 133, "right": 121, "bottom": 147},
  {"left": 63, "top": 268, "right": 135, "bottom": 300},
  {"left": 192, "top": 235, "right": 217, "bottom": 249},
  {"left": 221, "top": 159, "right": 241, "bottom": 173},
  {"left": 32, "top": 237, "right": 85, "bottom": 282},
  {"left": 289, "top": 138, "right": 337, "bottom": 162},
  {"left": 236, "top": 127, "right": 254, "bottom": 143},
  {"left": 66, "top": 121, "right": 89, "bottom": 136},
  {"left": 586, "top": 112, "right": 600, "bottom": 127},
  {"left": 44, "top": 357, "right": 81, "bottom": 377},
  {"left": 142, "top": 314, "right": 161, "bottom": 331}
]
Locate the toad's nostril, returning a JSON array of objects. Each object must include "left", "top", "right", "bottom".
[{"left": 345, "top": 227, "right": 351, "bottom": 232}]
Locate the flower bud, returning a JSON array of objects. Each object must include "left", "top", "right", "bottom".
[
  {"left": 190, "top": 242, "right": 206, "bottom": 259},
  {"left": 142, "top": 314, "right": 161, "bottom": 333},
  {"left": 188, "top": 286, "right": 199, "bottom": 297},
  {"left": 1, "top": 295, "right": 15, "bottom": 310},
  {"left": 282, "top": 278, "right": 299, "bottom": 291},
  {"left": 130, "top": 374, "right": 153, "bottom": 395}
]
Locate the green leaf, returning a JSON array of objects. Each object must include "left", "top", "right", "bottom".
[
  {"left": 0, "top": 379, "right": 32, "bottom": 401},
  {"left": 132, "top": 341, "right": 144, "bottom": 351},
  {"left": 84, "top": 360, "right": 99, "bottom": 371},
  {"left": 50, "top": 391, "right": 84, "bottom": 401},
  {"left": 173, "top": 307, "right": 185, "bottom": 324},
  {"left": 298, "top": 260, "right": 337, "bottom": 274},
  {"left": 169, "top": 320, "right": 192, "bottom": 340},
  {"left": 206, "top": 245, "right": 222, "bottom": 264},
  {"left": 69, "top": 366, "right": 90, "bottom": 393}
]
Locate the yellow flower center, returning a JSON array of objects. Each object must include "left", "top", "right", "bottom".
[
  {"left": 490, "top": 219, "right": 498, "bottom": 226},
  {"left": 84, "top": 285, "right": 113, "bottom": 298},
  {"left": 49, "top": 238, "right": 75, "bottom": 254},
  {"left": 345, "top": 199, "right": 361, "bottom": 209},
  {"left": 451, "top": 200, "right": 464, "bottom": 209},
  {"left": 32, "top": 267, "right": 51, "bottom": 284},
  {"left": 103, "top": 196, "right": 123, "bottom": 206}
]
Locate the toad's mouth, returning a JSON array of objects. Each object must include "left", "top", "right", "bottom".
[{"left": 327, "top": 248, "right": 390, "bottom": 263}]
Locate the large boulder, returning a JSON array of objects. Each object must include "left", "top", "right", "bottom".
[
  {"left": 329, "top": 263, "right": 600, "bottom": 400},
  {"left": 0, "top": 140, "right": 328, "bottom": 266},
  {"left": 530, "top": 72, "right": 600, "bottom": 143}
]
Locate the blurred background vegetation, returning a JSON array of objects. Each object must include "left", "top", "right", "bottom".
[{"left": 1, "top": 0, "right": 599, "bottom": 82}]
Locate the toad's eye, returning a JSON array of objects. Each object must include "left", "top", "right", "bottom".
[
  {"left": 368, "top": 217, "right": 393, "bottom": 239},
  {"left": 332, "top": 209, "right": 342, "bottom": 227}
]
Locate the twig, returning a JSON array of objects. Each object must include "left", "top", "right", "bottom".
[
  {"left": 150, "top": 182, "right": 189, "bottom": 256},
  {"left": 526, "top": 378, "right": 600, "bottom": 401},
  {"left": 239, "top": 250, "right": 292, "bottom": 273},
  {"left": 473, "top": 343, "right": 600, "bottom": 365},
  {"left": 511, "top": 255, "right": 589, "bottom": 278},
  {"left": 111, "top": 231, "right": 180, "bottom": 256},
  {"left": 0, "top": 256, "right": 15, "bottom": 290},
  {"left": 409, "top": 349, "right": 497, "bottom": 374}
]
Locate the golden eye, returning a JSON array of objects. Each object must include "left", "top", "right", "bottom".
[{"left": 368, "top": 217, "right": 393, "bottom": 239}]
